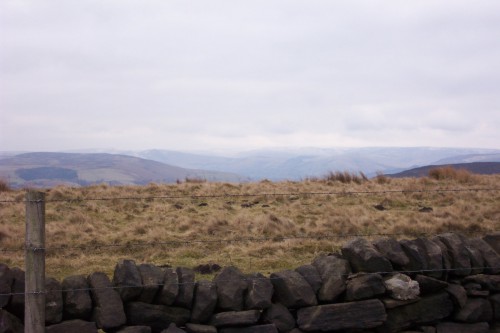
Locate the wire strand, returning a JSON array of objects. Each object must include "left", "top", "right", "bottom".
[
  {"left": 30, "top": 232, "right": 496, "bottom": 252},
  {"left": 2, "top": 229, "right": 497, "bottom": 253},
  {"left": 0, "top": 187, "right": 498, "bottom": 204}
]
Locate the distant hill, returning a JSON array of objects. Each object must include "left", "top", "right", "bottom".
[
  {"left": 434, "top": 153, "right": 500, "bottom": 164},
  {"left": 387, "top": 162, "right": 500, "bottom": 178},
  {"left": 0, "top": 152, "right": 247, "bottom": 188},
  {"left": 2, "top": 147, "right": 500, "bottom": 185},
  {"left": 131, "top": 147, "right": 500, "bottom": 180}
]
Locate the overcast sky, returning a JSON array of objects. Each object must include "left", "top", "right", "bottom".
[{"left": 1, "top": 1, "right": 499, "bottom": 153}]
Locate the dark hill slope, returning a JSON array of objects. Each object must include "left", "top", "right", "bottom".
[
  {"left": 387, "top": 162, "right": 500, "bottom": 178},
  {"left": 0, "top": 152, "right": 247, "bottom": 187}
]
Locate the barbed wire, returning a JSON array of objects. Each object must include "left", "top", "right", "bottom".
[
  {"left": 2, "top": 229, "right": 497, "bottom": 254},
  {"left": 1, "top": 188, "right": 498, "bottom": 299},
  {"left": 0, "top": 187, "right": 498, "bottom": 204},
  {"left": 0, "top": 265, "right": 498, "bottom": 297}
]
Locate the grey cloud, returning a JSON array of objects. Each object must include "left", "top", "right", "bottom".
[{"left": 1, "top": 1, "right": 500, "bottom": 151}]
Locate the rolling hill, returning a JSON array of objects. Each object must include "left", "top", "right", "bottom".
[
  {"left": 2, "top": 147, "right": 500, "bottom": 187},
  {"left": 434, "top": 153, "right": 500, "bottom": 164},
  {"left": 387, "top": 162, "right": 500, "bottom": 178},
  {"left": 0, "top": 152, "right": 247, "bottom": 188},
  {"left": 131, "top": 147, "right": 500, "bottom": 180}
]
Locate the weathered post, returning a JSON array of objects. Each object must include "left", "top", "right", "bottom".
[{"left": 25, "top": 190, "right": 46, "bottom": 333}]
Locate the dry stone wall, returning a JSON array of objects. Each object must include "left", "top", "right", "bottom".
[{"left": 0, "top": 232, "right": 499, "bottom": 333}]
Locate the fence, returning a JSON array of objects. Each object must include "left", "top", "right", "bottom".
[{"left": 0, "top": 185, "right": 499, "bottom": 332}]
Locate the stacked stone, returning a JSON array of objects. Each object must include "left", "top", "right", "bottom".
[{"left": 0, "top": 232, "right": 499, "bottom": 332}]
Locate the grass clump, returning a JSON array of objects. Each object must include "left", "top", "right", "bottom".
[
  {"left": 428, "top": 166, "right": 475, "bottom": 183},
  {"left": 178, "top": 177, "right": 207, "bottom": 184},
  {"left": 0, "top": 178, "right": 11, "bottom": 192},
  {"left": 324, "top": 171, "right": 369, "bottom": 184},
  {"left": 374, "top": 171, "right": 390, "bottom": 184}
]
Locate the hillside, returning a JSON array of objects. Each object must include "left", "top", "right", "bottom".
[
  {"left": 132, "top": 147, "right": 500, "bottom": 180},
  {"left": 0, "top": 152, "right": 247, "bottom": 188},
  {"left": 388, "top": 162, "right": 500, "bottom": 178},
  {"left": 2, "top": 148, "right": 500, "bottom": 187},
  {"left": 1, "top": 173, "right": 499, "bottom": 279},
  {"left": 434, "top": 153, "right": 500, "bottom": 164}
]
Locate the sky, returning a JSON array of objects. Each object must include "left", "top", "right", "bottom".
[{"left": 1, "top": 0, "right": 500, "bottom": 153}]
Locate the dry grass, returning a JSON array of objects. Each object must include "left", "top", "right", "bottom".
[
  {"left": 308, "top": 171, "right": 369, "bottom": 184},
  {"left": 0, "top": 175, "right": 499, "bottom": 280},
  {"left": 325, "top": 170, "right": 368, "bottom": 184},
  {"left": 428, "top": 166, "right": 476, "bottom": 183},
  {"left": 0, "top": 178, "right": 11, "bottom": 192}
]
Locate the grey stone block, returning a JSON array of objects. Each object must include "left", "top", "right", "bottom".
[
  {"left": 88, "top": 272, "right": 126, "bottom": 330},
  {"left": 297, "top": 299, "right": 386, "bottom": 331},
  {"left": 270, "top": 270, "right": 317, "bottom": 308},
  {"left": 62, "top": 275, "right": 92, "bottom": 320}
]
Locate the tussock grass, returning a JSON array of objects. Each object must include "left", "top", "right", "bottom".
[
  {"left": 429, "top": 166, "right": 476, "bottom": 183},
  {"left": 310, "top": 170, "right": 369, "bottom": 184},
  {"left": 0, "top": 174, "right": 499, "bottom": 280},
  {"left": 177, "top": 177, "right": 207, "bottom": 184},
  {"left": 374, "top": 171, "right": 391, "bottom": 184},
  {"left": 0, "top": 178, "right": 11, "bottom": 192}
]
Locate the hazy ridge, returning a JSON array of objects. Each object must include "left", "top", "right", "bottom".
[
  {"left": 387, "top": 162, "right": 500, "bottom": 178},
  {"left": 0, "top": 152, "right": 247, "bottom": 188},
  {"left": 132, "top": 147, "right": 500, "bottom": 180},
  {"left": 1, "top": 147, "right": 500, "bottom": 188}
]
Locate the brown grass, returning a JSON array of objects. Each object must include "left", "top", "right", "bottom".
[
  {"left": 0, "top": 178, "right": 11, "bottom": 192},
  {"left": 307, "top": 170, "right": 369, "bottom": 184},
  {"left": 324, "top": 170, "right": 369, "bottom": 184},
  {"left": 178, "top": 177, "right": 207, "bottom": 184},
  {"left": 0, "top": 175, "right": 499, "bottom": 280},
  {"left": 428, "top": 166, "right": 476, "bottom": 183},
  {"left": 374, "top": 171, "right": 391, "bottom": 184}
]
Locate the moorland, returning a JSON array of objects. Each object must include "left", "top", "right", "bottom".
[{"left": 0, "top": 167, "right": 499, "bottom": 280}]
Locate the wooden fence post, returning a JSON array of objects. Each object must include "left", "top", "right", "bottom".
[{"left": 25, "top": 190, "right": 46, "bottom": 333}]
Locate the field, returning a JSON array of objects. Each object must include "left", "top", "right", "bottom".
[{"left": 1, "top": 170, "right": 499, "bottom": 280}]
